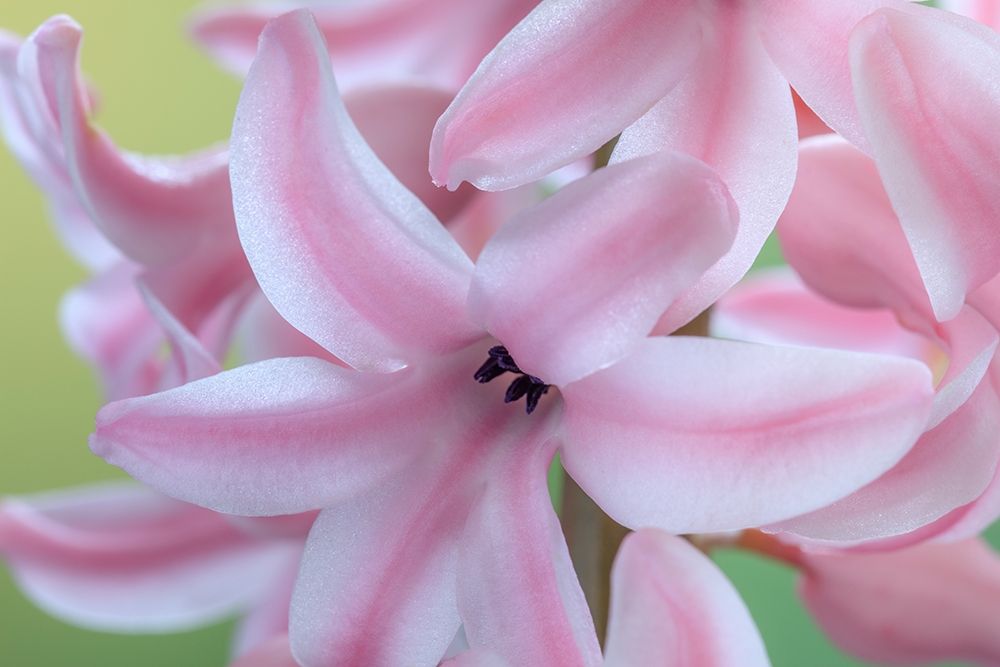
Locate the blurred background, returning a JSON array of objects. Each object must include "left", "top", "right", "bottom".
[{"left": 0, "top": 1, "right": 995, "bottom": 666}]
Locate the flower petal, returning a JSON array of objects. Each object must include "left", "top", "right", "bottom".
[
  {"left": 232, "top": 553, "right": 301, "bottom": 657},
  {"left": 26, "top": 16, "right": 234, "bottom": 265},
  {"left": 468, "top": 153, "right": 737, "bottom": 386},
  {"left": 0, "top": 483, "right": 298, "bottom": 633},
  {"left": 754, "top": 0, "right": 906, "bottom": 150},
  {"left": 711, "top": 270, "right": 932, "bottom": 360},
  {"left": 850, "top": 6, "right": 1000, "bottom": 320},
  {"left": 611, "top": 3, "right": 797, "bottom": 331},
  {"left": 772, "top": 368, "right": 1000, "bottom": 543},
  {"left": 231, "top": 10, "right": 480, "bottom": 371},
  {"left": 429, "top": 0, "right": 704, "bottom": 191},
  {"left": 90, "top": 357, "right": 431, "bottom": 516},
  {"left": 603, "top": 529, "right": 769, "bottom": 667},
  {"left": 290, "top": 459, "right": 475, "bottom": 667},
  {"left": 457, "top": 429, "right": 600, "bottom": 667},
  {"left": 560, "top": 337, "right": 934, "bottom": 533},
  {"left": 778, "top": 136, "right": 933, "bottom": 323},
  {"left": 800, "top": 539, "right": 1000, "bottom": 666},
  {"left": 189, "top": 0, "right": 535, "bottom": 90}
]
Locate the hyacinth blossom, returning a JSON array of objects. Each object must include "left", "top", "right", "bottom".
[
  {"left": 81, "top": 9, "right": 942, "bottom": 666},
  {"left": 0, "top": 12, "right": 553, "bottom": 400},
  {"left": 232, "top": 530, "right": 770, "bottom": 667},
  {"left": 432, "top": 0, "right": 1000, "bottom": 328},
  {"left": 712, "top": 136, "right": 1000, "bottom": 546}
]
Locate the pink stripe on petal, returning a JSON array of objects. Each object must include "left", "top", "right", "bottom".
[
  {"left": 458, "top": 432, "right": 600, "bottom": 667},
  {"left": 290, "top": 457, "right": 475, "bottom": 667},
  {"left": 231, "top": 10, "right": 480, "bottom": 371},
  {"left": 469, "top": 153, "right": 737, "bottom": 386},
  {"left": 561, "top": 337, "right": 934, "bottom": 533},
  {"left": 0, "top": 483, "right": 296, "bottom": 633},
  {"left": 612, "top": 2, "right": 797, "bottom": 332},
  {"left": 603, "top": 530, "right": 769, "bottom": 667},
  {"left": 850, "top": 6, "right": 1000, "bottom": 321},
  {"left": 28, "top": 16, "right": 234, "bottom": 266},
  {"left": 90, "top": 357, "right": 431, "bottom": 516},
  {"left": 430, "top": 0, "right": 704, "bottom": 191}
]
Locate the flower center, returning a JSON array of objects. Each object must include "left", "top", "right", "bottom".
[{"left": 474, "top": 345, "right": 550, "bottom": 415}]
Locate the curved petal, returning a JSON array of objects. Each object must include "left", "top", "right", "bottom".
[
  {"left": 457, "top": 431, "right": 600, "bottom": 667},
  {"left": 611, "top": 3, "right": 797, "bottom": 332},
  {"left": 231, "top": 10, "right": 480, "bottom": 371},
  {"left": 800, "top": 539, "right": 1000, "bottom": 666},
  {"left": 429, "top": 0, "right": 703, "bottom": 191},
  {"left": 90, "top": 357, "right": 433, "bottom": 516},
  {"left": 190, "top": 0, "right": 535, "bottom": 91},
  {"left": 229, "top": 635, "right": 298, "bottom": 667},
  {"left": 778, "top": 136, "right": 934, "bottom": 323},
  {"left": 0, "top": 29, "right": 118, "bottom": 271},
  {"left": 754, "top": 0, "right": 907, "bottom": 151},
  {"left": 938, "top": 0, "right": 1000, "bottom": 28},
  {"left": 711, "top": 270, "right": 932, "bottom": 360},
  {"left": 560, "top": 337, "right": 935, "bottom": 533},
  {"left": 468, "top": 153, "right": 737, "bottom": 386},
  {"left": 850, "top": 6, "right": 1000, "bottom": 321},
  {"left": 0, "top": 483, "right": 297, "bottom": 633},
  {"left": 137, "top": 280, "right": 222, "bottom": 386},
  {"left": 290, "top": 456, "right": 477, "bottom": 667},
  {"left": 59, "top": 262, "right": 166, "bottom": 400},
  {"left": 442, "top": 650, "right": 509, "bottom": 667},
  {"left": 26, "top": 16, "right": 234, "bottom": 265},
  {"left": 772, "top": 368, "right": 1000, "bottom": 543},
  {"left": 603, "top": 530, "right": 769, "bottom": 667},
  {"left": 236, "top": 292, "right": 339, "bottom": 365}
]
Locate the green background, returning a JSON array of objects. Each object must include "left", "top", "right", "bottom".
[{"left": 0, "top": 1, "right": 994, "bottom": 666}]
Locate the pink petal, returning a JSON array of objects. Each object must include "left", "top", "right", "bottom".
[
  {"left": 230, "top": 10, "right": 480, "bottom": 371},
  {"left": 229, "top": 635, "right": 297, "bottom": 667},
  {"left": 289, "top": 460, "right": 475, "bottom": 667},
  {"left": 90, "top": 357, "right": 431, "bottom": 516},
  {"left": 137, "top": 280, "right": 221, "bottom": 386},
  {"left": 0, "top": 29, "right": 118, "bottom": 271},
  {"left": 800, "top": 539, "right": 1000, "bottom": 665},
  {"left": 754, "top": 0, "right": 907, "bottom": 151},
  {"left": 442, "top": 650, "right": 509, "bottom": 667},
  {"left": 778, "top": 136, "right": 934, "bottom": 323},
  {"left": 59, "top": 262, "right": 166, "bottom": 400},
  {"left": 603, "top": 529, "right": 769, "bottom": 667},
  {"left": 429, "top": 0, "right": 704, "bottom": 191},
  {"left": 711, "top": 270, "right": 932, "bottom": 360},
  {"left": 190, "top": 0, "right": 535, "bottom": 90},
  {"left": 457, "top": 429, "right": 600, "bottom": 667},
  {"left": 560, "top": 337, "right": 934, "bottom": 533},
  {"left": 0, "top": 483, "right": 298, "bottom": 633},
  {"left": 26, "top": 16, "right": 235, "bottom": 266},
  {"left": 850, "top": 6, "right": 1000, "bottom": 320},
  {"left": 611, "top": 3, "right": 797, "bottom": 332},
  {"left": 772, "top": 368, "right": 1000, "bottom": 543},
  {"left": 939, "top": 0, "right": 1000, "bottom": 28},
  {"left": 468, "top": 153, "right": 737, "bottom": 386}
]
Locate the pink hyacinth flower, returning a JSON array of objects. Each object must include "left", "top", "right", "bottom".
[
  {"left": 432, "top": 0, "right": 1000, "bottom": 326},
  {"left": 188, "top": 0, "right": 537, "bottom": 91},
  {"left": 1, "top": 15, "right": 552, "bottom": 398},
  {"left": 90, "top": 11, "right": 934, "bottom": 666},
  {"left": 712, "top": 136, "right": 1000, "bottom": 545},
  {"left": 0, "top": 483, "right": 306, "bottom": 655}
]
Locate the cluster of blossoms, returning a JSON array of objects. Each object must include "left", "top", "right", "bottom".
[{"left": 3, "top": 0, "right": 1000, "bottom": 665}]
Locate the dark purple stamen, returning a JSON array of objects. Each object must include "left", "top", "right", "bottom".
[{"left": 474, "top": 345, "right": 551, "bottom": 415}]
